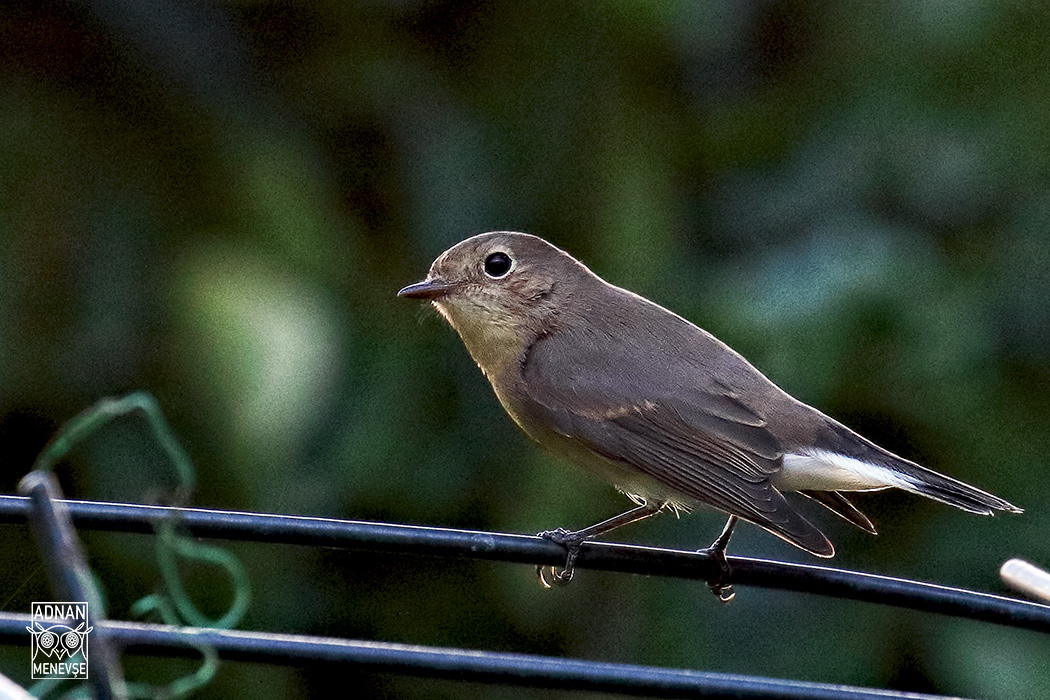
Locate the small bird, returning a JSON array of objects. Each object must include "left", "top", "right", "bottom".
[{"left": 399, "top": 231, "right": 1021, "bottom": 594}]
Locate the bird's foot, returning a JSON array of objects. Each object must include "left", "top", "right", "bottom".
[
  {"left": 700, "top": 544, "right": 734, "bottom": 602},
  {"left": 536, "top": 528, "right": 585, "bottom": 588},
  {"left": 699, "top": 515, "right": 738, "bottom": 602}
]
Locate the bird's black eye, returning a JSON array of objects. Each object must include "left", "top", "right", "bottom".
[{"left": 484, "top": 251, "right": 513, "bottom": 278}]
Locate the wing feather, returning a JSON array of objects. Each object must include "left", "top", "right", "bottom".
[{"left": 520, "top": 328, "right": 834, "bottom": 556}]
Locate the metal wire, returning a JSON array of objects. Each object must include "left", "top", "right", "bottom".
[
  {"left": 0, "top": 612, "right": 977, "bottom": 700},
  {"left": 1, "top": 493, "right": 1048, "bottom": 632}
]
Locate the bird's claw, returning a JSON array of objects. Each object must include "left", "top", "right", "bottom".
[
  {"left": 536, "top": 563, "right": 575, "bottom": 588},
  {"left": 701, "top": 545, "right": 734, "bottom": 602},
  {"left": 537, "top": 529, "right": 584, "bottom": 589},
  {"left": 712, "top": 582, "right": 735, "bottom": 602},
  {"left": 538, "top": 528, "right": 577, "bottom": 545}
]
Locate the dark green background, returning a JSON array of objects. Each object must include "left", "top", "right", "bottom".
[{"left": 1, "top": 1, "right": 1048, "bottom": 698}]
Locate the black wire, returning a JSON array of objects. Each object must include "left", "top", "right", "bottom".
[
  {"left": 0, "top": 613, "right": 977, "bottom": 700},
  {"left": 1, "top": 494, "right": 1047, "bottom": 632}
]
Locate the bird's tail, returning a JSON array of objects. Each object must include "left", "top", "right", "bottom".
[
  {"left": 886, "top": 458, "right": 1022, "bottom": 514},
  {"left": 818, "top": 420, "right": 1022, "bottom": 515}
]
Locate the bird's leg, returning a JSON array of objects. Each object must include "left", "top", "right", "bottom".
[
  {"left": 537, "top": 503, "right": 661, "bottom": 588},
  {"left": 700, "top": 515, "right": 738, "bottom": 602}
]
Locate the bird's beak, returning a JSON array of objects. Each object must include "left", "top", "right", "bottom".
[{"left": 397, "top": 278, "right": 453, "bottom": 300}]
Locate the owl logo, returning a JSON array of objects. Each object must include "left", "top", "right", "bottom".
[
  {"left": 28, "top": 602, "right": 91, "bottom": 679},
  {"left": 27, "top": 621, "right": 91, "bottom": 660}
]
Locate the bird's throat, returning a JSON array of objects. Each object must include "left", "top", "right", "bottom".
[{"left": 433, "top": 299, "right": 529, "bottom": 380}]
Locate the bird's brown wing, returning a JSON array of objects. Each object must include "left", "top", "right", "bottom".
[{"left": 519, "top": 330, "right": 834, "bottom": 556}]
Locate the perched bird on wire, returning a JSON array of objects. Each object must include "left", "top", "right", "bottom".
[{"left": 400, "top": 232, "right": 1022, "bottom": 598}]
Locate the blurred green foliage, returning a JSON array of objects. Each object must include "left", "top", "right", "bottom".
[{"left": 1, "top": 1, "right": 1048, "bottom": 698}]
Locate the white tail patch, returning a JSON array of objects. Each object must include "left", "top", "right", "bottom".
[{"left": 777, "top": 449, "right": 918, "bottom": 493}]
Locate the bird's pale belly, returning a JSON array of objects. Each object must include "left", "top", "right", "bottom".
[{"left": 495, "top": 387, "right": 698, "bottom": 510}]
